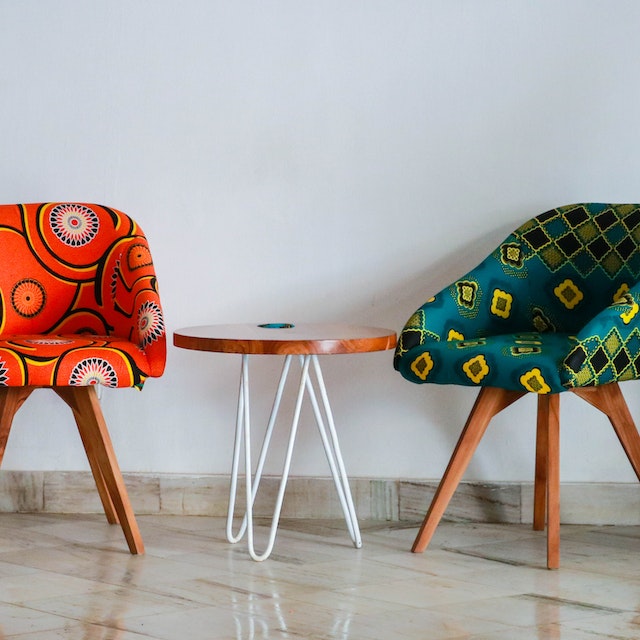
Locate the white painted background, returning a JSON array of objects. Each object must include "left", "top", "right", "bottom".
[{"left": 1, "top": 0, "right": 639, "bottom": 482}]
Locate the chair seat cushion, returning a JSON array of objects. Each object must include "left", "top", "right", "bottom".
[
  {"left": 0, "top": 335, "right": 153, "bottom": 388},
  {"left": 396, "top": 332, "right": 576, "bottom": 394}
]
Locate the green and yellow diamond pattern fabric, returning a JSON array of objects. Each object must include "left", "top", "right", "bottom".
[{"left": 394, "top": 203, "right": 640, "bottom": 393}]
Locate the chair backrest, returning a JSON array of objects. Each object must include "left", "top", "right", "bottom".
[
  {"left": 394, "top": 203, "right": 640, "bottom": 373},
  {"left": 0, "top": 203, "right": 166, "bottom": 376},
  {"left": 427, "top": 203, "right": 640, "bottom": 335},
  {"left": 508, "top": 203, "right": 640, "bottom": 332}
]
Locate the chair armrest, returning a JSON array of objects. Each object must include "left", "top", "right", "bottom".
[
  {"left": 562, "top": 282, "right": 640, "bottom": 387},
  {"left": 131, "top": 279, "right": 166, "bottom": 377},
  {"left": 109, "top": 234, "right": 167, "bottom": 379},
  {"left": 394, "top": 236, "right": 538, "bottom": 371}
]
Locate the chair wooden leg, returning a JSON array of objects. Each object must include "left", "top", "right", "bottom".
[
  {"left": 0, "top": 388, "right": 34, "bottom": 465},
  {"left": 533, "top": 395, "right": 548, "bottom": 532},
  {"left": 538, "top": 394, "right": 560, "bottom": 570},
  {"left": 572, "top": 383, "right": 640, "bottom": 482},
  {"left": 412, "top": 387, "right": 526, "bottom": 553},
  {"left": 64, "top": 401, "right": 119, "bottom": 525},
  {"left": 55, "top": 386, "right": 144, "bottom": 554}
]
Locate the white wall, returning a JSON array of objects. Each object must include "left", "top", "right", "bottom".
[{"left": 1, "top": 0, "right": 640, "bottom": 482}]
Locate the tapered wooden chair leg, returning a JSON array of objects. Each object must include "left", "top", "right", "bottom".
[
  {"left": 539, "top": 394, "right": 560, "bottom": 570},
  {"left": 533, "top": 395, "right": 549, "bottom": 532},
  {"left": 412, "top": 387, "right": 525, "bottom": 553},
  {"left": 62, "top": 398, "right": 119, "bottom": 525},
  {"left": 0, "top": 387, "right": 33, "bottom": 465},
  {"left": 55, "top": 386, "right": 144, "bottom": 554}
]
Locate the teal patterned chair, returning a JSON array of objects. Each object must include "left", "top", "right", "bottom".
[{"left": 395, "top": 203, "right": 640, "bottom": 568}]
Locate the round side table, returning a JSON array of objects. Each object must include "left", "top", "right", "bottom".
[{"left": 173, "top": 323, "right": 397, "bottom": 561}]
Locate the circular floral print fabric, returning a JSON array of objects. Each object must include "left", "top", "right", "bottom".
[{"left": 0, "top": 203, "right": 166, "bottom": 388}]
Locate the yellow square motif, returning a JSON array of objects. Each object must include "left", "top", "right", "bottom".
[
  {"left": 490, "top": 289, "right": 513, "bottom": 319},
  {"left": 554, "top": 278, "right": 584, "bottom": 309},
  {"left": 410, "top": 352, "right": 434, "bottom": 381},
  {"left": 520, "top": 368, "right": 551, "bottom": 394},
  {"left": 462, "top": 355, "right": 489, "bottom": 384}
]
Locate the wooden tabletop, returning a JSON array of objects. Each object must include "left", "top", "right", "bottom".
[{"left": 173, "top": 323, "right": 397, "bottom": 355}]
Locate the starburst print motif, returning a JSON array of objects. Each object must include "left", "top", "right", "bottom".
[
  {"left": 110, "top": 258, "right": 121, "bottom": 300},
  {"left": 11, "top": 279, "right": 46, "bottom": 318},
  {"left": 0, "top": 360, "right": 9, "bottom": 386},
  {"left": 69, "top": 358, "right": 118, "bottom": 387},
  {"left": 137, "top": 301, "right": 164, "bottom": 349},
  {"left": 49, "top": 204, "right": 100, "bottom": 247},
  {"left": 127, "top": 243, "right": 153, "bottom": 270}
]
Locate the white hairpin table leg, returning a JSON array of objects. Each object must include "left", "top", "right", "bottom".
[
  {"left": 226, "top": 353, "right": 362, "bottom": 560},
  {"left": 303, "top": 354, "right": 362, "bottom": 548},
  {"left": 226, "top": 355, "right": 293, "bottom": 545}
]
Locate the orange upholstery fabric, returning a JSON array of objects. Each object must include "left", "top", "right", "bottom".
[{"left": 0, "top": 203, "right": 166, "bottom": 388}]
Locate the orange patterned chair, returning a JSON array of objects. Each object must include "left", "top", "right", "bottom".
[{"left": 0, "top": 203, "right": 166, "bottom": 554}]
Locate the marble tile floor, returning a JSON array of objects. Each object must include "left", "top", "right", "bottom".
[{"left": 1, "top": 515, "right": 640, "bottom": 638}]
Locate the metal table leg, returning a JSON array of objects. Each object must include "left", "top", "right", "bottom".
[{"left": 225, "top": 353, "right": 361, "bottom": 561}]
